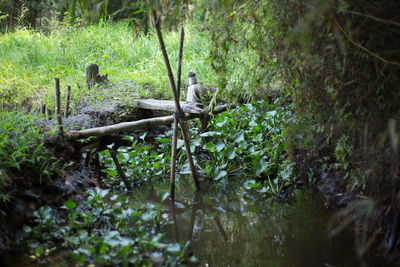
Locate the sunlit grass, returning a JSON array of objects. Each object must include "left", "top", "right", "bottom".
[{"left": 0, "top": 20, "right": 212, "bottom": 111}]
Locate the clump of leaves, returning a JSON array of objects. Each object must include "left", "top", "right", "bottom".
[
  {"left": 0, "top": 112, "right": 56, "bottom": 201},
  {"left": 24, "top": 188, "right": 195, "bottom": 266},
  {"left": 99, "top": 101, "right": 295, "bottom": 196},
  {"left": 193, "top": 101, "right": 296, "bottom": 195},
  {"left": 98, "top": 132, "right": 173, "bottom": 188}
]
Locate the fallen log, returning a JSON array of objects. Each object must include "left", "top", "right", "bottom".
[
  {"left": 135, "top": 99, "right": 204, "bottom": 114},
  {"left": 68, "top": 115, "right": 174, "bottom": 139},
  {"left": 67, "top": 104, "right": 230, "bottom": 140}
]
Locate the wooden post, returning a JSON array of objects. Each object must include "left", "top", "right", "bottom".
[
  {"left": 170, "top": 119, "right": 178, "bottom": 200},
  {"left": 152, "top": 11, "right": 200, "bottom": 191},
  {"left": 64, "top": 85, "right": 71, "bottom": 119},
  {"left": 169, "top": 200, "right": 180, "bottom": 242},
  {"left": 109, "top": 149, "right": 132, "bottom": 190},
  {"left": 46, "top": 106, "right": 51, "bottom": 120},
  {"left": 170, "top": 26, "right": 185, "bottom": 201},
  {"left": 54, "top": 78, "right": 64, "bottom": 137},
  {"left": 176, "top": 26, "right": 184, "bottom": 98},
  {"left": 40, "top": 103, "right": 45, "bottom": 114}
]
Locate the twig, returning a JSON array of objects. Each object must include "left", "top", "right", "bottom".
[
  {"left": 199, "top": 88, "right": 220, "bottom": 133},
  {"left": 109, "top": 149, "right": 132, "bottom": 190},
  {"left": 332, "top": 15, "right": 400, "bottom": 67},
  {"left": 64, "top": 85, "right": 71, "bottom": 119},
  {"left": 54, "top": 78, "right": 64, "bottom": 137},
  {"left": 346, "top": 10, "right": 400, "bottom": 28}
]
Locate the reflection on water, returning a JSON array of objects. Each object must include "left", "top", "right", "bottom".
[{"left": 133, "top": 179, "right": 385, "bottom": 267}]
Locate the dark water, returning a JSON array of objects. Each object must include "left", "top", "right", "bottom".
[{"left": 133, "top": 178, "right": 387, "bottom": 267}]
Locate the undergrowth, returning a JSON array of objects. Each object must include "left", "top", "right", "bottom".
[
  {"left": 24, "top": 188, "right": 195, "bottom": 266},
  {"left": 98, "top": 100, "right": 295, "bottom": 196},
  {"left": 0, "top": 20, "right": 213, "bottom": 112},
  {"left": 0, "top": 112, "right": 56, "bottom": 202},
  {"left": 24, "top": 101, "right": 294, "bottom": 265}
]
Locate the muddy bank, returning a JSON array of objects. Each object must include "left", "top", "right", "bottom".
[
  {"left": 0, "top": 95, "right": 173, "bottom": 264},
  {"left": 294, "top": 145, "right": 400, "bottom": 265}
]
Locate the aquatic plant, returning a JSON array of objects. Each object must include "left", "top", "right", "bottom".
[
  {"left": 97, "top": 101, "right": 295, "bottom": 195},
  {"left": 24, "top": 188, "right": 196, "bottom": 266}
]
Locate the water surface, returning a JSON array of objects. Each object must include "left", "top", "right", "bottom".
[{"left": 133, "top": 178, "right": 385, "bottom": 267}]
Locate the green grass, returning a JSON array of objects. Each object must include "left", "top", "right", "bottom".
[{"left": 0, "top": 20, "right": 213, "bottom": 111}]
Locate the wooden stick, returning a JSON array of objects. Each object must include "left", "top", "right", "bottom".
[
  {"left": 170, "top": 119, "right": 178, "bottom": 201},
  {"left": 40, "top": 103, "right": 46, "bottom": 115},
  {"left": 109, "top": 149, "right": 132, "bottom": 190},
  {"left": 176, "top": 26, "right": 184, "bottom": 98},
  {"left": 46, "top": 106, "right": 51, "bottom": 120},
  {"left": 64, "top": 85, "right": 71, "bottom": 119},
  {"left": 68, "top": 115, "right": 174, "bottom": 139},
  {"left": 188, "top": 191, "right": 201, "bottom": 240},
  {"left": 170, "top": 26, "right": 185, "bottom": 201},
  {"left": 152, "top": 11, "right": 200, "bottom": 190},
  {"left": 152, "top": 10, "right": 182, "bottom": 114},
  {"left": 68, "top": 105, "right": 230, "bottom": 140},
  {"left": 54, "top": 78, "right": 64, "bottom": 137},
  {"left": 199, "top": 88, "right": 220, "bottom": 133},
  {"left": 169, "top": 200, "right": 180, "bottom": 242}
]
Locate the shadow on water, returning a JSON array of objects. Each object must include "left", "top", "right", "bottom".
[{"left": 132, "top": 178, "right": 386, "bottom": 267}]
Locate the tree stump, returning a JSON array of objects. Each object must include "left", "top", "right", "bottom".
[{"left": 86, "top": 63, "right": 109, "bottom": 89}]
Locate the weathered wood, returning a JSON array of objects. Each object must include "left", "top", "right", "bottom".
[
  {"left": 68, "top": 115, "right": 175, "bottom": 139},
  {"left": 67, "top": 104, "right": 230, "bottom": 140},
  {"left": 177, "top": 26, "right": 184, "bottom": 97},
  {"left": 54, "top": 78, "right": 64, "bottom": 137},
  {"left": 153, "top": 11, "right": 200, "bottom": 191},
  {"left": 40, "top": 103, "right": 46, "bottom": 115},
  {"left": 136, "top": 99, "right": 204, "bottom": 114},
  {"left": 86, "top": 63, "right": 109, "bottom": 89},
  {"left": 170, "top": 119, "right": 178, "bottom": 201},
  {"left": 64, "top": 85, "right": 71, "bottom": 119}
]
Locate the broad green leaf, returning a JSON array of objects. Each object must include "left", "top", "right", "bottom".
[{"left": 64, "top": 200, "right": 77, "bottom": 210}]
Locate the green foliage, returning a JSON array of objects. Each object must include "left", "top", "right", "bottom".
[
  {"left": 196, "top": 0, "right": 281, "bottom": 101},
  {"left": 0, "top": 20, "right": 212, "bottom": 111},
  {"left": 0, "top": 112, "right": 56, "bottom": 201},
  {"left": 25, "top": 188, "right": 195, "bottom": 265},
  {"left": 199, "top": 0, "right": 400, "bottom": 197},
  {"left": 196, "top": 101, "right": 295, "bottom": 195},
  {"left": 100, "top": 101, "right": 295, "bottom": 196},
  {"left": 99, "top": 134, "right": 172, "bottom": 188}
]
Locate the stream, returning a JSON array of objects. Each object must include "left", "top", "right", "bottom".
[
  {"left": 13, "top": 176, "right": 389, "bottom": 266},
  {"left": 131, "top": 177, "right": 386, "bottom": 267}
]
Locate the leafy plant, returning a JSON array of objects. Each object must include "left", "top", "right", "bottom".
[
  {"left": 0, "top": 111, "right": 56, "bottom": 201},
  {"left": 98, "top": 101, "right": 296, "bottom": 196},
  {"left": 24, "top": 188, "right": 195, "bottom": 266},
  {"left": 195, "top": 101, "right": 295, "bottom": 195}
]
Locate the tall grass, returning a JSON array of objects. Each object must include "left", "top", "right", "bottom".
[{"left": 0, "top": 20, "right": 212, "bottom": 111}]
